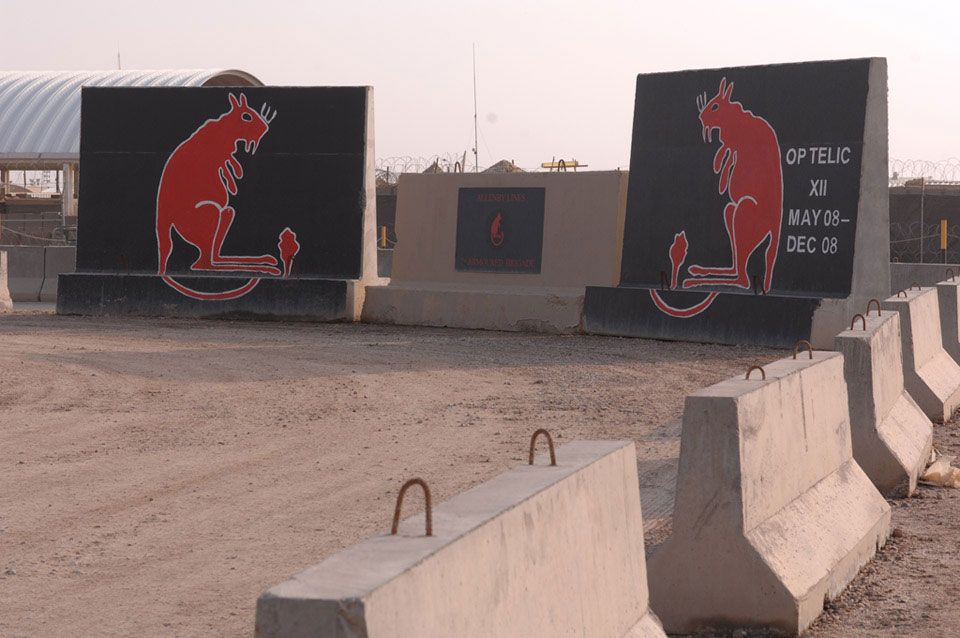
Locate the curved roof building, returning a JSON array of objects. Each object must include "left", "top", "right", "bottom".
[{"left": 0, "top": 69, "right": 262, "bottom": 168}]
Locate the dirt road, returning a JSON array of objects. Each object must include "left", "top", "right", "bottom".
[
  {"left": 1, "top": 313, "right": 957, "bottom": 637},
  {"left": 0, "top": 314, "right": 771, "bottom": 637}
]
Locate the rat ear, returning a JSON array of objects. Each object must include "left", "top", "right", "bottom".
[
  {"left": 718, "top": 77, "right": 727, "bottom": 98},
  {"left": 240, "top": 94, "right": 248, "bottom": 107},
  {"left": 723, "top": 81, "right": 734, "bottom": 101},
  {"left": 229, "top": 93, "right": 240, "bottom": 110}
]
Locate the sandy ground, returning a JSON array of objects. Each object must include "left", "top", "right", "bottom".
[{"left": 0, "top": 312, "right": 957, "bottom": 637}]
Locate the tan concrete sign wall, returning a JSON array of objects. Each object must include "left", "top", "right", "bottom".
[
  {"left": 647, "top": 351, "right": 890, "bottom": 636},
  {"left": 882, "top": 287, "right": 960, "bottom": 422},
  {"left": 835, "top": 310, "right": 933, "bottom": 496},
  {"left": 362, "top": 171, "right": 627, "bottom": 333},
  {"left": 256, "top": 441, "right": 665, "bottom": 638}
]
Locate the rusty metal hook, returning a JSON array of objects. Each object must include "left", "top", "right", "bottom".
[
  {"left": 745, "top": 366, "right": 765, "bottom": 380},
  {"left": 948, "top": 268, "right": 956, "bottom": 282},
  {"left": 391, "top": 478, "right": 432, "bottom": 537},
  {"left": 792, "top": 340, "right": 813, "bottom": 360},
  {"left": 752, "top": 274, "right": 766, "bottom": 296},
  {"left": 528, "top": 429, "right": 557, "bottom": 466},
  {"left": 866, "top": 299, "right": 881, "bottom": 316},
  {"left": 116, "top": 253, "right": 130, "bottom": 275},
  {"left": 910, "top": 282, "right": 921, "bottom": 291},
  {"left": 851, "top": 313, "right": 866, "bottom": 330},
  {"left": 557, "top": 159, "right": 567, "bottom": 173},
  {"left": 897, "top": 290, "right": 907, "bottom": 298}
]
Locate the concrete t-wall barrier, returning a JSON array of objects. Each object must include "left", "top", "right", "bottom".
[
  {"left": 647, "top": 351, "right": 890, "bottom": 636},
  {"left": 935, "top": 276, "right": 960, "bottom": 367},
  {"left": 835, "top": 309, "right": 933, "bottom": 496},
  {"left": 362, "top": 171, "right": 627, "bottom": 333},
  {"left": 40, "top": 246, "right": 78, "bottom": 302},
  {"left": 256, "top": 441, "right": 666, "bottom": 638},
  {"left": 890, "top": 263, "right": 960, "bottom": 294},
  {"left": 0, "top": 251, "right": 13, "bottom": 310},
  {"left": 0, "top": 246, "right": 77, "bottom": 302},
  {"left": 882, "top": 287, "right": 960, "bottom": 422},
  {"left": 3, "top": 245, "right": 44, "bottom": 302}
]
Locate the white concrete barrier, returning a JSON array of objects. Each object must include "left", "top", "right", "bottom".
[
  {"left": 647, "top": 350, "right": 890, "bottom": 636},
  {"left": 835, "top": 307, "right": 933, "bottom": 496},
  {"left": 256, "top": 440, "right": 665, "bottom": 638},
  {"left": 883, "top": 287, "right": 960, "bottom": 422},
  {"left": 0, "top": 251, "right": 12, "bottom": 311}
]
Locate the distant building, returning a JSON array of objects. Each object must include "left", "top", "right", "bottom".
[{"left": 0, "top": 69, "right": 261, "bottom": 245}]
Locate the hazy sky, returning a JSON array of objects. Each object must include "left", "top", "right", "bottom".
[{"left": 2, "top": 0, "right": 956, "bottom": 171}]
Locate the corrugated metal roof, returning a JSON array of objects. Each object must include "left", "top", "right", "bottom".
[{"left": 0, "top": 69, "right": 262, "bottom": 166}]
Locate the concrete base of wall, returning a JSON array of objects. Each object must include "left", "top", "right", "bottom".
[
  {"left": 0, "top": 251, "right": 13, "bottom": 311},
  {"left": 583, "top": 287, "right": 887, "bottom": 349},
  {"left": 256, "top": 441, "right": 665, "bottom": 638},
  {"left": 582, "top": 286, "right": 823, "bottom": 348},
  {"left": 362, "top": 284, "right": 583, "bottom": 333},
  {"left": 56, "top": 273, "right": 360, "bottom": 321}
]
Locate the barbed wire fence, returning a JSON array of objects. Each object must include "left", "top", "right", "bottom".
[
  {"left": 889, "top": 158, "right": 960, "bottom": 263},
  {"left": 376, "top": 154, "right": 482, "bottom": 184},
  {"left": 890, "top": 158, "right": 960, "bottom": 185}
]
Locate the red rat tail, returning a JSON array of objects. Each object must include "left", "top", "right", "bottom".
[
  {"left": 157, "top": 223, "right": 173, "bottom": 276},
  {"left": 649, "top": 290, "right": 719, "bottom": 318},
  {"left": 161, "top": 275, "right": 260, "bottom": 300}
]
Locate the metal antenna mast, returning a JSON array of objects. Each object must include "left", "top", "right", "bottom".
[{"left": 472, "top": 44, "right": 479, "bottom": 173}]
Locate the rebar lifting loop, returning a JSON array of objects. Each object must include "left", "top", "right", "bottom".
[
  {"left": 793, "top": 340, "right": 813, "bottom": 360},
  {"left": 745, "top": 366, "right": 766, "bottom": 380},
  {"left": 391, "top": 478, "right": 432, "bottom": 537},
  {"left": 528, "top": 429, "right": 557, "bottom": 466},
  {"left": 851, "top": 313, "right": 866, "bottom": 331},
  {"left": 866, "top": 299, "right": 881, "bottom": 316}
]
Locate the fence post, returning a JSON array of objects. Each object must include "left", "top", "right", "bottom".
[{"left": 920, "top": 177, "right": 925, "bottom": 263}]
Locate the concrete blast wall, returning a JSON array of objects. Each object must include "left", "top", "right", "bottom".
[
  {"left": 834, "top": 310, "right": 933, "bottom": 496},
  {"left": 0, "top": 246, "right": 77, "bottom": 302},
  {"left": 890, "top": 263, "right": 959, "bottom": 294},
  {"left": 648, "top": 351, "right": 890, "bottom": 636},
  {"left": 362, "top": 172, "right": 628, "bottom": 333},
  {"left": 0, "top": 251, "right": 12, "bottom": 310},
  {"left": 256, "top": 441, "right": 665, "bottom": 638},
  {"left": 935, "top": 278, "right": 960, "bottom": 367},
  {"left": 882, "top": 287, "right": 960, "bottom": 422}
]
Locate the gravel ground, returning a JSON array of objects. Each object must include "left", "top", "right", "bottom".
[{"left": 0, "top": 312, "right": 957, "bottom": 637}]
